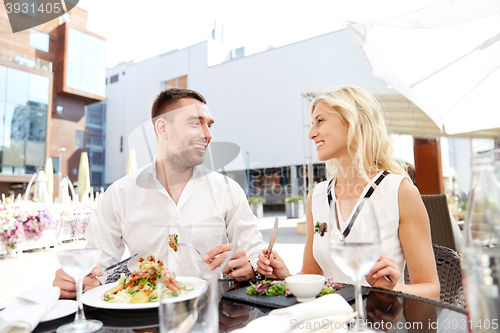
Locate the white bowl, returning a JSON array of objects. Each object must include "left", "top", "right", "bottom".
[{"left": 285, "top": 274, "right": 325, "bottom": 302}]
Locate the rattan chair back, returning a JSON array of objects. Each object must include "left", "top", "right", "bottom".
[
  {"left": 421, "top": 194, "right": 457, "bottom": 251},
  {"left": 405, "top": 244, "right": 465, "bottom": 308}
]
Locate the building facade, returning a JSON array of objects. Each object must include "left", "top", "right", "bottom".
[
  {"left": 104, "top": 28, "right": 499, "bottom": 205},
  {"left": 0, "top": 3, "right": 106, "bottom": 198}
]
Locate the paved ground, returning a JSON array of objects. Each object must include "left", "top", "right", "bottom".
[{"left": 0, "top": 212, "right": 305, "bottom": 309}]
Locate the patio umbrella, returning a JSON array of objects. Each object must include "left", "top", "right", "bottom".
[
  {"left": 126, "top": 149, "right": 137, "bottom": 175},
  {"left": 77, "top": 152, "right": 91, "bottom": 202},
  {"left": 346, "top": 0, "right": 500, "bottom": 134},
  {"left": 44, "top": 157, "right": 54, "bottom": 202}
]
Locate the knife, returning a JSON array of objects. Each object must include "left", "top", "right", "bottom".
[
  {"left": 265, "top": 216, "right": 279, "bottom": 259},
  {"left": 90, "top": 252, "right": 141, "bottom": 277}
]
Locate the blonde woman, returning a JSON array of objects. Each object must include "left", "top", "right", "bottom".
[{"left": 257, "top": 86, "right": 440, "bottom": 300}]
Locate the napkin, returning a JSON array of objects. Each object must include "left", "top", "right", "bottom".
[
  {"left": 233, "top": 293, "right": 353, "bottom": 333},
  {"left": 0, "top": 287, "right": 60, "bottom": 333}
]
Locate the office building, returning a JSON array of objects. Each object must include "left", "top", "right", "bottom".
[{"left": 0, "top": 5, "right": 106, "bottom": 197}]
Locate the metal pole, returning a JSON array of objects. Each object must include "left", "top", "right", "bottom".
[{"left": 246, "top": 152, "right": 250, "bottom": 197}]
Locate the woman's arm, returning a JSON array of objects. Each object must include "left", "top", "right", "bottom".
[
  {"left": 301, "top": 189, "right": 324, "bottom": 275},
  {"left": 394, "top": 179, "right": 440, "bottom": 300}
]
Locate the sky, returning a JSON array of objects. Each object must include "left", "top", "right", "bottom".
[{"left": 77, "top": 0, "right": 360, "bottom": 68}]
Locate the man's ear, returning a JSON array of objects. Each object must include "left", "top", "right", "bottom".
[{"left": 155, "top": 118, "right": 168, "bottom": 140}]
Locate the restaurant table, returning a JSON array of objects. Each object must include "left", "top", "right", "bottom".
[{"left": 33, "top": 280, "right": 468, "bottom": 333}]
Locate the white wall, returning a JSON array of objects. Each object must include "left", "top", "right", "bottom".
[{"left": 105, "top": 29, "right": 387, "bottom": 183}]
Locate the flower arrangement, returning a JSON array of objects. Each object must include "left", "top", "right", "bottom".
[
  {"left": 0, "top": 203, "right": 55, "bottom": 253},
  {"left": 23, "top": 208, "right": 54, "bottom": 240}
]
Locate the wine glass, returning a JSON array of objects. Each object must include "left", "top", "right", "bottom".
[
  {"left": 55, "top": 248, "right": 103, "bottom": 333},
  {"left": 328, "top": 198, "right": 381, "bottom": 332},
  {"left": 159, "top": 241, "right": 239, "bottom": 332}
]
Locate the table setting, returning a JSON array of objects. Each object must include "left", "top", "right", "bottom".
[{"left": 1, "top": 204, "right": 469, "bottom": 333}]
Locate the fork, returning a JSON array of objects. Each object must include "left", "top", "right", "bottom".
[
  {"left": 177, "top": 243, "right": 232, "bottom": 279},
  {"left": 178, "top": 243, "right": 203, "bottom": 257}
]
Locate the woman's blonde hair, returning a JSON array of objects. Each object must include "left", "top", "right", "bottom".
[{"left": 310, "top": 85, "right": 405, "bottom": 187}]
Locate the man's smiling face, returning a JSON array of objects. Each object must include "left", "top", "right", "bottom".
[{"left": 163, "top": 98, "right": 214, "bottom": 170}]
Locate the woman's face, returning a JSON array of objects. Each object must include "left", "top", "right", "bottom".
[{"left": 308, "top": 102, "right": 349, "bottom": 161}]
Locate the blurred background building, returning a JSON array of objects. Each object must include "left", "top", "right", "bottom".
[
  {"left": 0, "top": 5, "right": 106, "bottom": 198},
  {"left": 104, "top": 28, "right": 499, "bottom": 209},
  {"left": 1, "top": 4, "right": 498, "bottom": 209}
]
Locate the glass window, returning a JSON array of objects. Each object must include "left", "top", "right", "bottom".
[
  {"left": 83, "top": 33, "right": 98, "bottom": 65},
  {"left": 0, "top": 65, "right": 6, "bottom": 102},
  {"left": 96, "top": 39, "right": 106, "bottom": 68},
  {"left": 4, "top": 103, "right": 28, "bottom": 144},
  {"left": 52, "top": 157, "right": 60, "bottom": 174},
  {"left": 72, "top": 168, "right": 78, "bottom": 175},
  {"left": 7, "top": 68, "right": 29, "bottom": 105},
  {"left": 92, "top": 151, "right": 103, "bottom": 165},
  {"left": 76, "top": 130, "right": 84, "bottom": 148},
  {"left": 67, "top": 28, "right": 84, "bottom": 60},
  {"left": 66, "top": 28, "right": 106, "bottom": 96},
  {"left": 25, "top": 140, "right": 45, "bottom": 167},
  {"left": 2, "top": 139, "right": 25, "bottom": 168},
  {"left": 28, "top": 108, "right": 46, "bottom": 141},
  {"left": 66, "top": 57, "right": 82, "bottom": 91},
  {"left": 91, "top": 171, "right": 102, "bottom": 184},
  {"left": 81, "top": 62, "right": 96, "bottom": 93},
  {"left": 29, "top": 29, "right": 49, "bottom": 52},
  {"left": 110, "top": 74, "right": 118, "bottom": 84},
  {"left": 28, "top": 73, "right": 49, "bottom": 105}
]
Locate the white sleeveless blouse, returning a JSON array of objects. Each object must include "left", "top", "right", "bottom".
[{"left": 311, "top": 172, "right": 406, "bottom": 285}]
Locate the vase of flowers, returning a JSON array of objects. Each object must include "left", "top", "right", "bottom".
[{"left": 0, "top": 205, "right": 26, "bottom": 254}]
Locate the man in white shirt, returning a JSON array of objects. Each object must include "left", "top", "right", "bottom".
[{"left": 54, "top": 88, "right": 266, "bottom": 298}]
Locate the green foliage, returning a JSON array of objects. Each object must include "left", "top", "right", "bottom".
[
  {"left": 248, "top": 196, "right": 265, "bottom": 204},
  {"left": 285, "top": 195, "right": 305, "bottom": 203}
]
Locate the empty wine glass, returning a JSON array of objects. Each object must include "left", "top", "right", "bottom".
[
  {"left": 328, "top": 198, "right": 381, "bottom": 332},
  {"left": 55, "top": 248, "right": 103, "bottom": 333}
]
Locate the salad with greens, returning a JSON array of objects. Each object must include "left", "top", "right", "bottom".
[{"left": 246, "top": 278, "right": 343, "bottom": 298}]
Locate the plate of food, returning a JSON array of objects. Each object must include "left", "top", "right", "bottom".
[{"left": 82, "top": 254, "right": 207, "bottom": 309}]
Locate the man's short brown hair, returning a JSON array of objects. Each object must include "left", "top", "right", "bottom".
[{"left": 151, "top": 88, "right": 207, "bottom": 122}]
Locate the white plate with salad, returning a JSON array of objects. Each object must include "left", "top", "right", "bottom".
[
  {"left": 82, "top": 254, "right": 207, "bottom": 309},
  {"left": 82, "top": 276, "right": 207, "bottom": 309}
]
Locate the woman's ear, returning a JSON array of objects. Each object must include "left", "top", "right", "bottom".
[{"left": 155, "top": 118, "right": 168, "bottom": 140}]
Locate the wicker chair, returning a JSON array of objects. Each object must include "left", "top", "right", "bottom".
[
  {"left": 421, "top": 194, "right": 457, "bottom": 251},
  {"left": 405, "top": 244, "right": 465, "bottom": 308}
]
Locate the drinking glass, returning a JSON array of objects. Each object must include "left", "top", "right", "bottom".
[
  {"left": 328, "top": 198, "right": 381, "bottom": 332},
  {"left": 158, "top": 277, "right": 218, "bottom": 333},
  {"left": 55, "top": 248, "right": 103, "bottom": 333},
  {"left": 159, "top": 240, "right": 239, "bottom": 333}
]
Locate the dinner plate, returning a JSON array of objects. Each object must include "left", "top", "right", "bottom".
[
  {"left": 40, "top": 300, "right": 78, "bottom": 322},
  {"left": 82, "top": 276, "right": 207, "bottom": 309}
]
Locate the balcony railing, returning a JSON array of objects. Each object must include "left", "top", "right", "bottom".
[{"left": 2, "top": 51, "right": 53, "bottom": 73}]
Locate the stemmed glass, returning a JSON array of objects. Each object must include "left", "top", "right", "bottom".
[
  {"left": 328, "top": 198, "right": 381, "bottom": 332},
  {"left": 159, "top": 240, "right": 239, "bottom": 333},
  {"left": 55, "top": 247, "right": 103, "bottom": 333}
]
